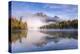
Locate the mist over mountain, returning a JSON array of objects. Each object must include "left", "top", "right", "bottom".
[
  {"left": 34, "top": 12, "right": 61, "bottom": 23},
  {"left": 34, "top": 12, "right": 48, "bottom": 17}
]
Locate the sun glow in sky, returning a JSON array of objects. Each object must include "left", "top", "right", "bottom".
[
  {"left": 10, "top": 1, "right": 78, "bottom": 29},
  {"left": 26, "top": 17, "right": 45, "bottom": 30},
  {"left": 22, "top": 15, "right": 46, "bottom": 30}
]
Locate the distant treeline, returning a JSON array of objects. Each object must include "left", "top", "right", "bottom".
[
  {"left": 10, "top": 17, "right": 27, "bottom": 30},
  {"left": 40, "top": 19, "right": 78, "bottom": 29}
]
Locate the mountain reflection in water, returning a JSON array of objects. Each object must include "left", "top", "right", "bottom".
[{"left": 11, "top": 29, "right": 78, "bottom": 53}]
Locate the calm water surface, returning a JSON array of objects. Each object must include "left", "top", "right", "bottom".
[{"left": 11, "top": 29, "right": 78, "bottom": 53}]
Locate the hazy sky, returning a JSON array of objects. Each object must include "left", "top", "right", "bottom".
[
  {"left": 11, "top": 1, "right": 78, "bottom": 20},
  {"left": 10, "top": 1, "right": 78, "bottom": 29}
]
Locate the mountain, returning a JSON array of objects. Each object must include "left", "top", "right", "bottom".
[
  {"left": 34, "top": 12, "right": 61, "bottom": 23},
  {"left": 45, "top": 16, "right": 60, "bottom": 22},
  {"left": 34, "top": 12, "right": 48, "bottom": 18}
]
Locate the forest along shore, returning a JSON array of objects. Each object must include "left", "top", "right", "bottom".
[
  {"left": 10, "top": 17, "right": 27, "bottom": 31},
  {"left": 40, "top": 19, "right": 78, "bottom": 29}
]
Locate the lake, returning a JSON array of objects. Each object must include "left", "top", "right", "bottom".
[{"left": 11, "top": 29, "right": 78, "bottom": 53}]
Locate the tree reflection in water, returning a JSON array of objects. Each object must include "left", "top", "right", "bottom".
[
  {"left": 10, "top": 30, "right": 27, "bottom": 43},
  {"left": 40, "top": 30, "right": 78, "bottom": 39},
  {"left": 32, "top": 30, "right": 78, "bottom": 47}
]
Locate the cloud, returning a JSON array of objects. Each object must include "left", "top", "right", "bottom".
[{"left": 12, "top": 1, "right": 78, "bottom": 20}]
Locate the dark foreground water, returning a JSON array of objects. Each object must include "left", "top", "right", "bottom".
[{"left": 11, "top": 29, "right": 78, "bottom": 53}]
